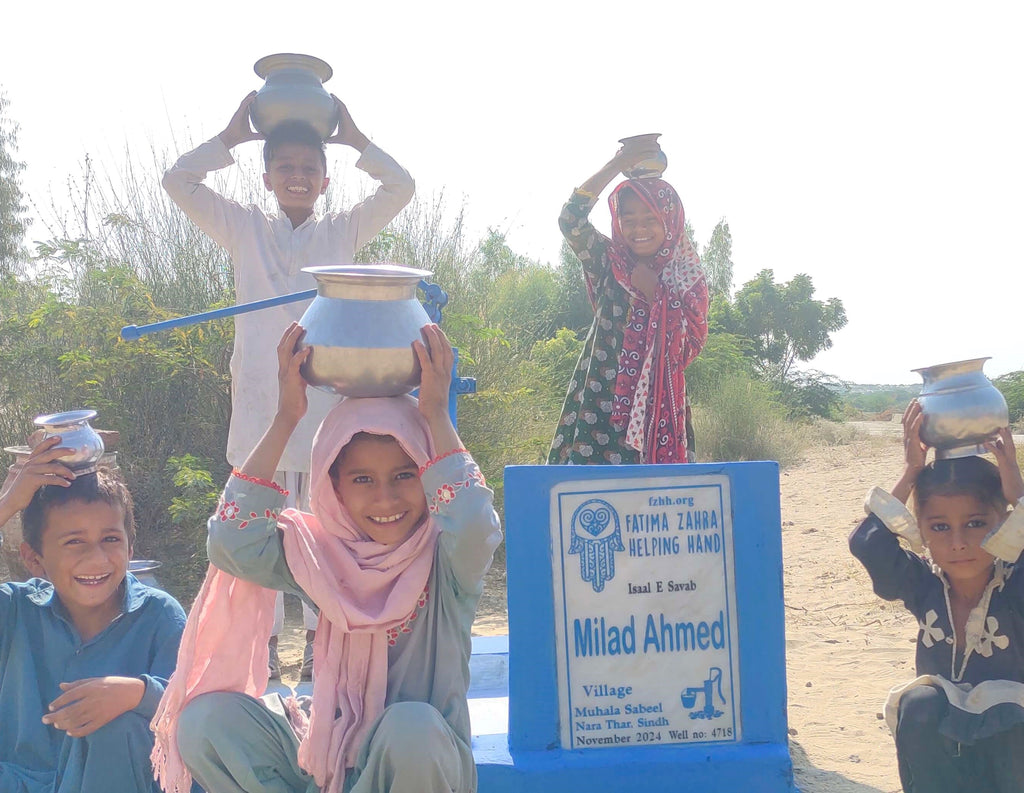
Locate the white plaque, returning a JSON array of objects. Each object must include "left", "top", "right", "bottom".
[{"left": 550, "top": 474, "right": 741, "bottom": 749}]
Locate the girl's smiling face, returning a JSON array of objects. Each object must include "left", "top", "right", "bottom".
[
  {"left": 616, "top": 191, "right": 667, "bottom": 260},
  {"left": 331, "top": 434, "right": 428, "bottom": 545},
  {"left": 921, "top": 493, "right": 1001, "bottom": 586}
]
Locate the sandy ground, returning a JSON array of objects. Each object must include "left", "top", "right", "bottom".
[
  {"left": 278, "top": 421, "right": 916, "bottom": 792},
  {"left": 781, "top": 426, "right": 909, "bottom": 793}
]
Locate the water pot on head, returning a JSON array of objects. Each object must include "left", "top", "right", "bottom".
[
  {"left": 30, "top": 410, "right": 105, "bottom": 474},
  {"left": 913, "top": 357, "right": 1009, "bottom": 459},
  {"left": 618, "top": 133, "right": 668, "bottom": 179},
  {"left": 249, "top": 53, "right": 340, "bottom": 139},
  {"left": 298, "top": 265, "right": 434, "bottom": 397}
]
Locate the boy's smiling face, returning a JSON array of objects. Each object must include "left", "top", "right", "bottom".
[
  {"left": 262, "top": 143, "right": 329, "bottom": 221},
  {"left": 21, "top": 500, "right": 131, "bottom": 635}
]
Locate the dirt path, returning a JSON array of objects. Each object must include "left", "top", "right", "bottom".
[
  {"left": 781, "top": 433, "right": 908, "bottom": 792},
  {"left": 280, "top": 427, "right": 914, "bottom": 792}
]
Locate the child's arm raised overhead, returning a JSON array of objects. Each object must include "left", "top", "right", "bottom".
[
  {"left": 325, "top": 95, "right": 415, "bottom": 251},
  {"left": 575, "top": 142, "right": 661, "bottom": 203},
  {"left": 218, "top": 90, "right": 265, "bottom": 150},
  {"left": 161, "top": 92, "right": 262, "bottom": 250},
  {"left": 414, "top": 324, "right": 502, "bottom": 594},
  {"left": 203, "top": 323, "right": 312, "bottom": 596},
  {"left": 849, "top": 401, "right": 933, "bottom": 612},
  {"left": 413, "top": 323, "right": 461, "bottom": 456},
  {"left": 238, "top": 321, "right": 311, "bottom": 482},
  {"left": 980, "top": 427, "right": 1024, "bottom": 563},
  {"left": 0, "top": 437, "right": 75, "bottom": 527},
  {"left": 559, "top": 144, "right": 661, "bottom": 302}
]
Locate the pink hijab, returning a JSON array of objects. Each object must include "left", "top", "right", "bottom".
[
  {"left": 152, "top": 396, "right": 439, "bottom": 793},
  {"left": 606, "top": 178, "right": 709, "bottom": 463}
]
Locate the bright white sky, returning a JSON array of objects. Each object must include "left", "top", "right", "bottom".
[{"left": 2, "top": 0, "right": 1022, "bottom": 385}]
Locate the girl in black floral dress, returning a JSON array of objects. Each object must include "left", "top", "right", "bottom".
[{"left": 548, "top": 143, "right": 708, "bottom": 465}]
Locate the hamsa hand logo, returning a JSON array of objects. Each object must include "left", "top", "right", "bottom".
[{"left": 568, "top": 498, "right": 623, "bottom": 593}]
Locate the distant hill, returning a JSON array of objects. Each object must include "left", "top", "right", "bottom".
[
  {"left": 839, "top": 374, "right": 1022, "bottom": 424},
  {"left": 839, "top": 383, "right": 920, "bottom": 414}
]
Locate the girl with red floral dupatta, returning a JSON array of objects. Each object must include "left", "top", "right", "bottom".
[{"left": 548, "top": 144, "right": 710, "bottom": 465}]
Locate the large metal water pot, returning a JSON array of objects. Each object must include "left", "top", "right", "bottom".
[
  {"left": 249, "top": 53, "right": 340, "bottom": 139},
  {"left": 913, "top": 357, "right": 1009, "bottom": 459},
  {"left": 298, "top": 265, "right": 434, "bottom": 397}
]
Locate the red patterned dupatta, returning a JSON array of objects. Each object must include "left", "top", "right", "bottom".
[{"left": 607, "top": 179, "right": 709, "bottom": 463}]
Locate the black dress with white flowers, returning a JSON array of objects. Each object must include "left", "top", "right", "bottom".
[
  {"left": 548, "top": 193, "right": 643, "bottom": 465},
  {"left": 850, "top": 512, "right": 1024, "bottom": 742}
]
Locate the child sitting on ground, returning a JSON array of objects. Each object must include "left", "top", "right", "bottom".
[
  {"left": 549, "top": 142, "right": 709, "bottom": 465},
  {"left": 849, "top": 400, "right": 1024, "bottom": 792},
  {"left": 0, "top": 437, "right": 187, "bottom": 793},
  {"left": 163, "top": 92, "right": 415, "bottom": 672},
  {"left": 151, "top": 322, "right": 503, "bottom": 793}
]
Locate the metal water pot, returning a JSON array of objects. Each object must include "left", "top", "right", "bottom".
[
  {"left": 129, "top": 560, "right": 163, "bottom": 589},
  {"left": 249, "top": 53, "right": 340, "bottom": 139},
  {"left": 913, "top": 358, "right": 1009, "bottom": 459},
  {"left": 298, "top": 265, "right": 433, "bottom": 397},
  {"left": 619, "top": 133, "right": 668, "bottom": 179},
  {"left": 30, "top": 410, "right": 106, "bottom": 474}
]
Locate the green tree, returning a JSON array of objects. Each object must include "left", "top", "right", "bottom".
[
  {"left": 995, "top": 371, "right": 1024, "bottom": 424},
  {"left": 701, "top": 219, "right": 734, "bottom": 299},
  {"left": 685, "top": 331, "right": 752, "bottom": 402},
  {"left": 717, "top": 269, "right": 847, "bottom": 384},
  {"left": 0, "top": 90, "right": 28, "bottom": 277},
  {"left": 555, "top": 239, "right": 594, "bottom": 334},
  {"left": 777, "top": 369, "right": 847, "bottom": 420}
]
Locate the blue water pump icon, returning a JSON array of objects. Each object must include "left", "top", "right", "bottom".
[{"left": 681, "top": 667, "right": 725, "bottom": 720}]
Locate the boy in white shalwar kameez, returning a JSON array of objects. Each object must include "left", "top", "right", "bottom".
[{"left": 163, "top": 92, "right": 415, "bottom": 674}]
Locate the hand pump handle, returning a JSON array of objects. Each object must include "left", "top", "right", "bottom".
[{"left": 120, "top": 280, "right": 447, "bottom": 340}]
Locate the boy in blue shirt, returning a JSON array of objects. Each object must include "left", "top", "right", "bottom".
[{"left": 0, "top": 437, "right": 187, "bottom": 793}]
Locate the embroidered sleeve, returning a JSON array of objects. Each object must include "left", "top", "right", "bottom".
[
  {"left": 419, "top": 448, "right": 471, "bottom": 477},
  {"left": 214, "top": 474, "right": 286, "bottom": 529},
  {"left": 206, "top": 475, "right": 305, "bottom": 596},
  {"left": 420, "top": 450, "right": 502, "bottom": 596},
  {"left": 231, "top": 469, "right": 288, "bottom": 495},
  {"left": 864, "top": 486, "right": 925, "bottom": 552},
  {"left": 424, "top": 455, "right": 487, "bottom": 516},
  {"left": 385, "top": 589, "right": 430, "bottom": 647},
  {"left": 982, "top": 498, "right": 1024, "bottom": 563}
]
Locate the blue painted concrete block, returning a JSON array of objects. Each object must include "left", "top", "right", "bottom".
[{"left": 476, "top": 461, "right": 796, "bottom": 792}]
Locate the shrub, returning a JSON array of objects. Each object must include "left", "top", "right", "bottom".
[
  {"left": 692, "top": 373, "right": 807, "bottom": 466},
  {"left": 0, "top": 264, "right": 231, "bottom": 603}
]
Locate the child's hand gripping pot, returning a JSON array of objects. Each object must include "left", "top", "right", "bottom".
[{"left": 412, "top": 323, "right": 461, "bottom": 456}]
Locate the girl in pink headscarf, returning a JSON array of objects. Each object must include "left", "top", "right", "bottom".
[
  {"left": 152, "top": 322, "right": 502, "bottom": 793},
  {"left": 549, "top": 142, "right": 710, "bottom": 465}
]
